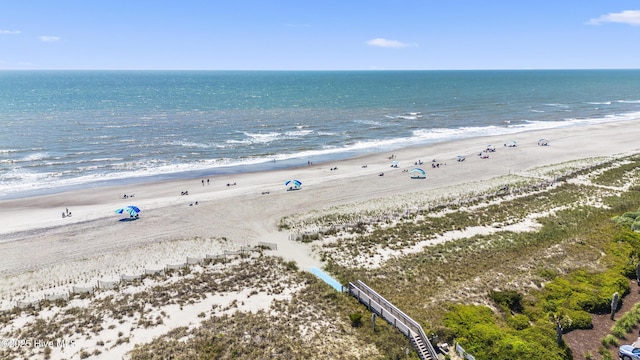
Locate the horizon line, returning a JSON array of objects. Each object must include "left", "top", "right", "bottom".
[{"left": 1, "top": 68, "right": 639, "bottom": 72}]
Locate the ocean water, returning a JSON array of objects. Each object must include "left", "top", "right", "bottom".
[{"left": 1, "top": 70, "right": 639, "bottom": 199}]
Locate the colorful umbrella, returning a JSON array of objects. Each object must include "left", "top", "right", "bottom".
[
  {"left": 285, "top": 179, "right": 302, "bottom": 190},
  {"left": 115, "top": 205, "right": 140, "bottom": 217}
]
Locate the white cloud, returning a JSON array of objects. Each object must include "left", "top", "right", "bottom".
[
  {"left": 587, "top": 10, "right": 640, "bottom": 26},
  {"left": 366, "top": 38, "right": 414, "bottom": 48},
  {"left": 0, "top": 29, "right": 21, "bottom": 35},
  {"left": 39, "top": 35, "right": 61, "bottom": 42}
]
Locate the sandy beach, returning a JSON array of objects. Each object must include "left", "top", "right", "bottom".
[
  {"left": 2, "top": 119, "right": 640, "bottom": 286},
  {"left": 2, "top": 118, "right": 640, "bottom": 359}
]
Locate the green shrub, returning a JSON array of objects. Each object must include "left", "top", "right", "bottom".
[
  {"left": 601, "top": 334, "right": 618, "bottom": 347},
  {"left": 567, "top": 291, "right": 601, "bottom": 313},
  {"left": 610, "top": 302, "right": 640, "bottom": 338},
  {"left": 490, "top": 290, "right": 524, "bottom": 313},
  {"left": 349, "top": 312, "right": 363, "bottom": 327},
  {"left": 537, "top": 267, "right": 558, "bottom": 280},
  {"left": 507, "top": 314, "right": 530, "bottom": 330},
  {"left": 540, "top": 269, "right": 629, "bottom": 315},
  {"left": 561, "top": 309, "right": 592, "bottom": 331},
  {"left": 612, "top": 326, "right": 627, "bottom": 339},
  {"left": 444, "top": 305, "right": 567, "bottom": 360},
  {"left": 284, "top": 261, "right": 298, "bottom": 271},
  {"left": 599, "top": 346, "right": 614, "bottom": 360}
]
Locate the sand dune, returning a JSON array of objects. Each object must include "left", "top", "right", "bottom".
[
  {"left": 1, "top": 119, "right": 639, "bottom": 286},
  {"left": 1, "top": 118, "right": 640, "bottom": 359}
]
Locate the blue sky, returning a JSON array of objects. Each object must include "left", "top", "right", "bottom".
[{"left": 1, "top": 1, "right": 639, "bottom": 70}]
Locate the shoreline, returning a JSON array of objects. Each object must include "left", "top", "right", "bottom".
[
  {"left": 2, "top": 117, "right": 640, "bottom": 239},
  {"left": 3, "top": 114, "right": 636, "bottom": 202},
  {"left": 2, "top": 117, "right": 640, "bottom": 358},
  {"left": 1, "top": 118, "right": 639, "bottom": 284}
]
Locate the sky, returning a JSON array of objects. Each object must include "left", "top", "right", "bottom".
[{"left": 0, "top": 1, "right": 639, "bottom": 70}]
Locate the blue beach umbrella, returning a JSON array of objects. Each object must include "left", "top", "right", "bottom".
[
  {"left": 409, "top": 168, "right": 426, "bottom": 179},
  {"left": 127, "top": 205, "right": 140, "bottom": 213},
  {"left": 115, "top": 205, "right": 140, "bottom": 217},
  {"left": 285, "top": 179, "right": 302, "bottom": 190}
]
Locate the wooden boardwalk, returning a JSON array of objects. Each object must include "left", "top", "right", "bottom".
[{"left": 346, "top": 280, "right": 438, "bottom": 360}]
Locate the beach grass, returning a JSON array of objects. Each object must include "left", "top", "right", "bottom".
[{"left": 3, "top": 121, "right": 640, "bottom": 359}]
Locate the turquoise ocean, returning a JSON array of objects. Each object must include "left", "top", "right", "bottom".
[{"left": 1, "top": 70, "right": 639, "bottom": 199}]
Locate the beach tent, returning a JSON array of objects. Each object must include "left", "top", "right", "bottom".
[
  {"left": 285, "top": 179, "right": 302, "bottom": 191},
  {"left": 409, "top": 168, "right": 426, "bottom": 179},
  {"left": 486, "top": 144, "right": 496, "bottom": 152},
  {"left": 507, "top": 140, "right": 517, "bottom": 147},
  {"left": 537, "top": 138, "right": 549, "bottom": 146},
  {"left": 391, "top": 160, "right": 399, "bottom": 168}
]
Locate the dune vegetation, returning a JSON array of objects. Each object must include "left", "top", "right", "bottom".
[{"left": 3, "top": 155, "right": 640, "bottom": 359}]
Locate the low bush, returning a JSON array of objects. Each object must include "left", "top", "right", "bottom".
[
  {"left": 507, "top": 314, "right": 530, "bottom": 330},
  {"left": 444, "top": 304, "right": 569, "bottom": 360},
  {"left": 349, "top": 312, "right": 363, "bottom": 327},
  {"left": 601, "top": 334, "right": 618, "bottom": 347},
  {"left": 490, "top": 290, "right": 524, "bottom": 313}
]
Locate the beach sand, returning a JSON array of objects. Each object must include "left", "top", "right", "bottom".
[
  {"left": 2, "top": 119, "right": 639, "bottom": 285},
  {"left": 1, "top": 118, "right": 640, "bottom": 358}
]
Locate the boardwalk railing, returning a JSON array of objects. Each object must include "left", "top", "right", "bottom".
[{"left": 347, "top": 280, "right": 437, "bottom": 360}]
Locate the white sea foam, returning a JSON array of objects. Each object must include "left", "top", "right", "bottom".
[
  {"left": 90, "top": 157, "right": 124, "bottom": 162},
  {"left": 2, "top": 70, "right": 639, "bottom": 199},
  {"left": 285, "top": 129, "right": 313, "bottom": 137},
  {"left": 544, "top": 103, "right": 570, "bottom": 109},
  {"left": 19, "top": 152, "right": 51, "bottom": 162},
  {"left": 167, "top": 140, "right": 214, "bottom": 149},
  {"left": 354, "top": 119, "right": 383, "bottom": 127},
  {"left": 228, "top": 130, "right": 313, "bottom": 145}
]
